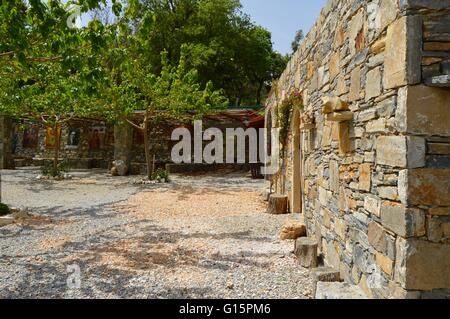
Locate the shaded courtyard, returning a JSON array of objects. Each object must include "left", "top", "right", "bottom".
[{"left": 0, "top": 168, "right": 312, "bottom": 299}]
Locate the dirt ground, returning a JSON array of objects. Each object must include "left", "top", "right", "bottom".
[{"left": 0, "top": 168, "right": 312, "bottom": 299}]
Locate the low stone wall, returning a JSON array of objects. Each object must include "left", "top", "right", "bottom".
[
  {"left": 266, "top": 0, "right": 450, "bottom": 298},
  {"left": 6, "top": 112, "right": 257, "bottom": 174},
  {"left": 12, "top": 119, "right": 114, "bottom": 168}
]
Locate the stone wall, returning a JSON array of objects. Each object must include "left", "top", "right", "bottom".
[
  {"left": 12, "top": 119, "right": 114, "bottom": 169},
  {"left": 266, "top": 0, "right": 450, "bottom": 298},
  {"left": 8, "top": 112, "right": 256, "bottom": 174}
]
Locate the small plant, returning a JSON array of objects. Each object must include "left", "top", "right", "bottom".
[
  {"left": 0, "top": 203, "right": 10, "bottom": 216},
  {"left": 278, "top": 89, "right": 304, "bottom": 152},
  {"left": 151, "top": 168, "right": 170, "bottom": 183},
  {"left": 41, "top": 159, "right": 71, "bottom": 178}
]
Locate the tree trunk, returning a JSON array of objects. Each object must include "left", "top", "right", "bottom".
[
  {"left": 267, "top": 194, "right": 288, "bottom": 215},
  {"left": 256, "top": 79, "right": 264, "bottom": 106},
  {"left": 142, "top": 118, "right": 153, "bottom": 180},
  {"left": 294, "top": 238, "right": 318, "bottom": 269},
  {"left": 53, "top": 124, "right": 61, "bottom": 176}
]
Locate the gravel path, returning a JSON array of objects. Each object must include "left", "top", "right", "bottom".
[{"left": 0, "top": 168, "right": 312, "bottom": 299}]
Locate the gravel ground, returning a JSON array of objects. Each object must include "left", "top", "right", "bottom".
[{"left": 0, "top": 168, "right": 312, "bottom": 299}]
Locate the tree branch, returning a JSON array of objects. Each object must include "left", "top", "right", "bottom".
[{"left": 125, "top": 118, "right": 143, "bottom": 131}]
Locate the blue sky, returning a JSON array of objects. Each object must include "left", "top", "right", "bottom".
[
  {"left": 72, "top": 0, "right": 328, "bottom": 55},
  {"left": 240, "top": 0, "right": 328, "bottom": 55}
]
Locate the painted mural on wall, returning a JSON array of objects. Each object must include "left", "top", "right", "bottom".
[
  {"left": 88, "top": 126, "right": 105, "bottom": 150},
  {"left": 67, "top": 128, "right": 81, "bottom": 147},
  {"left": 45, "top": 127, "right": 61, "bottom": 149},
  {"left": 23, "top": 125, "right": 39, "bottom": 149}
]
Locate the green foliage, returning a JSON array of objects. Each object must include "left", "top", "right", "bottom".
[
  {"left": 278, "top": 101, "right": 292, "bottom": 150},
  {"left": 124, "top": 0, "right": 287, "bottom": 105},
  {"left": 41, "top": 159, "right": 70, "bottom": 177},
  {"left": 291, "top": 29, "right": 304, "bottom": 53},
  {"left": 151, "top": 168, "right": 170, "bottom": 183},
  {"left": 0, "top": 203, "right": 11, "bottom": 216},
  {"left": 278, "top": 90, "right": 303, "bottom": 152}
]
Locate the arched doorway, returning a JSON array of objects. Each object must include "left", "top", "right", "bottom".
[{"left": 291, "top": 108, "right": 302, "bottom": 214}]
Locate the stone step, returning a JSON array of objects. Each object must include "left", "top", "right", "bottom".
[
  {"left": 310, "top": 267, "right": 341, "bottom": 297},
  {"left": 315, "top": 282, "right": 368, "bottom": 299}
]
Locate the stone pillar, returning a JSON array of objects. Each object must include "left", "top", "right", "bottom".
[
  {"left": 113, "top": 121, "right": 133, "bottom": 167},
  {"left": 0, "top": 116, "right": 14, "bottom": 169}
]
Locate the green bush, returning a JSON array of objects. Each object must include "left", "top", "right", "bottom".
[
  {"left": 151, "top": 168, "right": 170, "bottom": 183},
  {"left": 41, "top": 159, "right": 70, "bottom": 177},
  {"left": 0, "top": 203, "right": 10, "bottom": 216}
]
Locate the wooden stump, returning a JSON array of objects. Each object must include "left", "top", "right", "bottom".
[
  {"left": 267, "top": 194, "right": 288, "bottom": 215},
  {"left": 294, "top": 237, "right": 318, "bottom": 268}
]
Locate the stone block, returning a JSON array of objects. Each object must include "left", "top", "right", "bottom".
[
  {"left": 380, "top": 201, "right": 425, "bottom": 238},
  {"left": 395, "top": 237, "right": 450, "bottom": 290},
  {"left": 364, "top": 195, "right": 382, "bottom": 217},
  {"left": 378, "top": 186, "right": 399, "bottom": 201},
  {"left": 383, "top": 16, "right": 422, "bottom": 89},
  {"left": 349, "top": 9, "right": 366, "bottom": 56},
  {"left": 376, "top": 96, "right": 396, "bottom": 118},
  {"left": 365, "top": 67, "right": 382, "bottom": 101},
  {"left": 322, "top": 96, "right": 350, "bottom": 113},
  {"left": 329, "top": 160, "right": 339, "bottom": 193},
  {"left": 376, "top": 136, "right": 425, "bottom": 168},
  {"left": 359, "top": 163, "right": 372, "bottom": 192},
  {"left": 329, "top": 52, "right": 340, "bottom": 81},
  {"left": 368, "top": 222, "right": 388, "bottom": 253},
  {"left": 335, "top": 219, "right": 347, "bottom": 241},
  {"left": 325, "top": 240, "right": 341, "bottom": 271},
  {"left": 400, "top": 169, "right": 450, "bottom": 206},
  {"left": 349, "top": 67, "right": 361, "bottom": 101},
  {"left": 376, "top": 252, "right": 394, "bottom": 276},
  {"left": 337, "top": 75, "right": 348, "bottom": 96},
  {"left": 318, "top": 186, "right": 330, "bottom": 206},
  {"left": 311, "top": 267, "right": 341, "bottom": 297},
  {"left": 371, "top": 37, "right": 386, "bottom": 54},
  {"left": 315, "top": 282, "right": 368, "bottom": 299},
  {"left": 426, "top": 216, "right": 450, "bottom": 243},
  {"left": 322, "top": 208, "right": 332, "bottom": 229},
  {"left": 326, "top": 112, "right": 353, "bottom": 122},
  {"left": 397, "top": 85, "right": 450, "bottom": 136},
  {"left": 338, "top": 122, "right": 351, "bottom": 155},
  {"left": 280, "top": 220, "right": 307, "bottom": 240},
  {"left": 377, "top": 0, "right": 399, "bottom": 31}
]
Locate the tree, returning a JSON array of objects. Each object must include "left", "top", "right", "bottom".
[
  {"left": 291, "top": 29, "right": 304, "bottom": 53},
  {"left": 103, "top": 46, "right": 228, "bottom": 179},
  {"left": 125, "top": 0, "right": 285, "bottom": 105},
  {"left": 0, "top": 0, "right": 112, "bottom": 175}
]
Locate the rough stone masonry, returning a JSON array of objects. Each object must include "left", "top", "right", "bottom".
[{"left": 266, "top": 0, "right": 450, "bottom": 299}]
